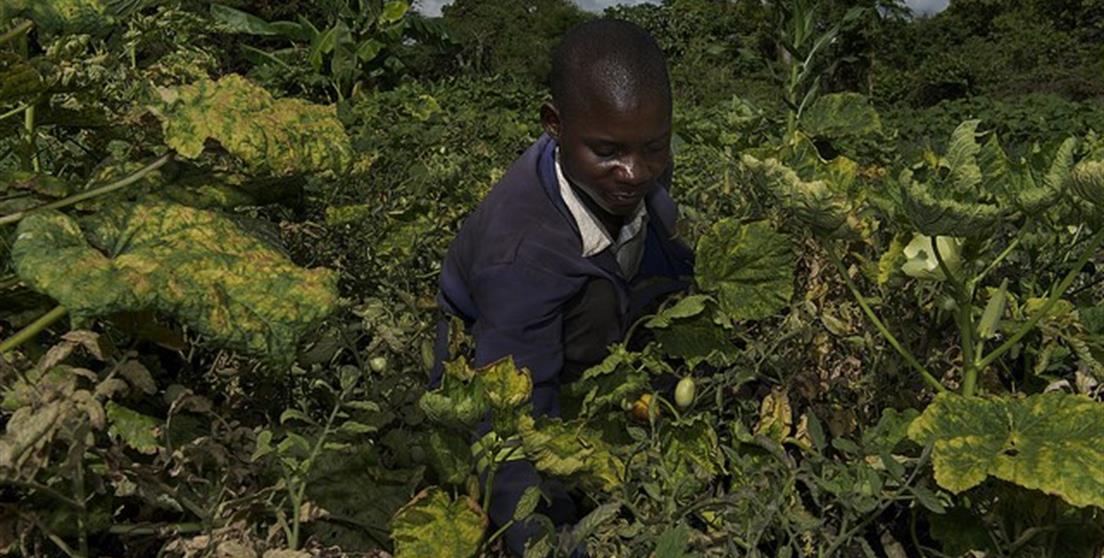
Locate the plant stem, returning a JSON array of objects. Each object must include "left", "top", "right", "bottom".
[
  {"left": 3, "top": 478, "right": 84, "bottom": 510},
  {"left": 977, "top": 227, "right": 1104, "bottom": 371},
  {"left": 0, "top": 20, "right": 33, "bottom": 46},
  {"left": 25, "top": 101, "right": 39, "bottom": 172},
  {"left": 0, "top": 152, "right": 174, "bottom": 226},
  {"left": 0, "top": 275, "right": 20, "bottom": 290},
  {"left": 0, "top": 103, "right": 29, "bottom": 123},
  {"left": 0, "top": 305, "right": 67, "bottom": 354},
  {"left": 75, "top": 456, "right": 89, "bottom": 558},
  {"left": 930, "top": 236, "right": 977, "bottom": 394},
  {"left": 825, "top": 244, "right": 945, "bottom": 393},
  {"left": 108, "top": 522, "right": 204, "bottom": 536}
]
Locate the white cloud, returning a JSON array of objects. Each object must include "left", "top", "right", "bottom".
[
  {"left": 414, "top": 0, "right": 948, "bottom": 19},
  {"left": 904, "top": 0, "right": 949, "bottom": 15}
]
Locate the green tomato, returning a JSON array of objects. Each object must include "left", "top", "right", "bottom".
[
  {"left": 675, "top": 377, "right": 696, "bottom": 409},
  {"left": 369, "top": 356, "right": 389, "bottom": 373}
]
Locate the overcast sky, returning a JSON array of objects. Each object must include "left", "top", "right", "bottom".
[{"left": 414, "top": 0, "right": 951, "bottom": 18}]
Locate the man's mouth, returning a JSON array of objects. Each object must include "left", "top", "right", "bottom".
[{"left": 609, "top": 190, "right": 644, "bottom": 206}]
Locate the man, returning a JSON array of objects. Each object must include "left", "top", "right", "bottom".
[{"left": 432, "top": 18, "right": 693, "bottom": 555}]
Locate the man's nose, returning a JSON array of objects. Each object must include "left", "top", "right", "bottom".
[{"left": 614, "top": 153, "right": 653, "bottom": 186}]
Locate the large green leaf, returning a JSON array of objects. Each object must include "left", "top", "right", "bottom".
[
  {"left": 11, "top": 202, "right": 339, "bottom": 363},
  {"left": 390, "top": 487, "right": 487, "bottom": 558},
  {"left": 652, "top": 312, "right": 738, "bottom": 369},
  {"left": 518, "top": 415, "right": 624, "bottom": 491},
  {"left": 799, "top": 92, "right": 882, "bottom": 142},
  {"left": 695, "top": 219, "right": 794, "bottom": 322},
  {"left": 149, "top": 74, "right": 353, "bottom": 176},
  {"left": 908, "top": 392, "right": 1104, "bottom": 508}
]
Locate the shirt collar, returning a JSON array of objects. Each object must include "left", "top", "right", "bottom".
[{"left": 554, "top": 148, "right": 647, "bottom": 258}]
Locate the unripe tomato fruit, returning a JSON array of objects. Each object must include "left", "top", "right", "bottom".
[
  {"left": 369, "top": 356, "right": 388, "bottom": 373},
  {"left": 629, "top": 393, "right": 659, "bottom": 423},
  {"left": 675, "top": 377, "right": 696, "bottom": 409}
]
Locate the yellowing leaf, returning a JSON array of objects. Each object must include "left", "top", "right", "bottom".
[
  {"left": 12, "top": 203, "right": 339, "bottom": 363},
  {"left": 908, "top": 392, "right": 1104, "bottom": 508},
  {"left": 150, "top": 74, "right": 353, "bottom": 176},
  {"left": 517, "top": 415, "right": 624, "bottom": 491},
  {"left": 754, "top": 388, "right": 793, "bottom": 443},
  {"left": 480, "top": 357, "right": 532, "bottom": 410},
  {"left": 390, "top": 487, "right": 486, "bottom": 558},
  {"left": 799, "top": 92, "right": 883, "bottom": 142},
  {"left": 696, "top": 219, "right": 794, "bottom": 322}
]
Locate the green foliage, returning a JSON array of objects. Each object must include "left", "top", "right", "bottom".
[
  {"left": 150, "top": 74, "right": 354, "bottom": 176},
  {"left": 695, "top": 219, "right": 794, "bottom": 322},
  {"left": 12, "top": 202, "right": 339, "bottom": 362},
  {"left": 890, "top": 120, "right": 1075, "bottom": 236},
  {"left": 389, "top": 487, "right": 487, "bottom": 558},
  {"left": 909, "top": 391, "right": 1104, "bottom": 508},
  {"left": 1, "top": 0, "right": 114, "bottom": 36}
]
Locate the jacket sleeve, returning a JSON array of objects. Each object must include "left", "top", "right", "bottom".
[{"left": 469, "top": 260, "right": 580, "bottom": 418}]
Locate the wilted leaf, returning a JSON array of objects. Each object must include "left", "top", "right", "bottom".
[
  {"left": 480, "top": 357, "right": 532, "bottom": 410},
  {"left": 426, "top": 430, "right": 471, "bottom": 486},
  {"left": 150, "top": 74, "right": 353, "bottom": 176},
  {"left": 754, "top": 388, "right": 793, "bottom": 443},
  {"left": 664, "top": 417, "right": 723, "bottom": 480},
  {"left": 390, "top": 487, "right": 487, "bottom": 558},
  {"left": 741, "top": 154, "right": 855, "bottom": 236},
  {"left": 696, "top": 219, "right": 794, "bottom": 322},
  {"left": 908, "top": 392, "right": 1104, "bottom": 507},
  {"left": 518, "top": 415, "right": 624, "bottom": 491},
  {"left": 105, "top": 402, "right": 160, "bottom": 454},
  {"left": 12, "top": 203, "right": 339, "bottom": 363}
]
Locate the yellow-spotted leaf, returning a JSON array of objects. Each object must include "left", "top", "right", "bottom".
[
  {"left": 11, "top": 202, "right": 339, "bottom": 363},
  {"left": 696, "top": 219, "right": 794, "bottom": 322},
  {"left": 390, "top": 487, "right": 487, "bottom": 558},
  {"left": 480, "top": 357, "right": 532, "bottom": 410},
  {"left": 518, "top": 415, "right": 623, "bottom": 492},
  {"left": 908, "top": 391, "right": 1104, "bottom": 508},
  {"left": 150, "top": 74, "right": 353, "bottom": 176}
]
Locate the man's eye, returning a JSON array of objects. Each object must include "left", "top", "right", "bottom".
[{"left": 592, "top": 146, "right": 617, "bottom": 157}]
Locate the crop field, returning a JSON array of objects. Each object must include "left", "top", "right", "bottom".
[{"left": 2, "top": 1, "right": 1104, "bottom": 556}]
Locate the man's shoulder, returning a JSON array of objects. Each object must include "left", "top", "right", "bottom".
[{"left": 451, "top": 137, "right": 580, "bottom": 270}]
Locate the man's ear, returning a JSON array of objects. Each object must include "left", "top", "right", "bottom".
[{"left": 540, "top": 102, "right": 561, "bottom": 141}]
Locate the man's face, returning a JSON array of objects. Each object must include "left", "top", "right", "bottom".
[{"left": 543, "top": 93, "right": 672, "bottom": 217}]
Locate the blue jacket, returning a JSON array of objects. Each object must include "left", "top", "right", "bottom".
[{"left": 432, "top": 133, "right": 694, "bottom": 416}]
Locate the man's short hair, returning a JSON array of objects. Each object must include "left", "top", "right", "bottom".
[{"left": 549, "top": 18, "right": 671, "bottom": 117}]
